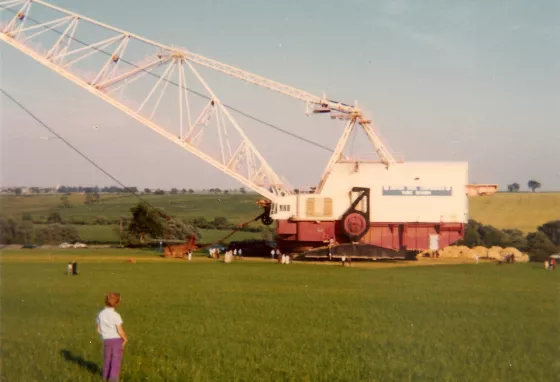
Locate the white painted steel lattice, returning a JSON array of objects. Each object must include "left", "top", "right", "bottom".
[{"left": 0, "top": 0, "right": 397, "bottom": 201}]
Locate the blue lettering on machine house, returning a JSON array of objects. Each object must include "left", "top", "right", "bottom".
[{"left": 382, "top": 186, "right": 453, "bottom": 196}]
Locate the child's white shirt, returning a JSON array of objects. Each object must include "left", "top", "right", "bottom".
[{"left": 96, "top": 307, "right": 123, "bottom": 339}]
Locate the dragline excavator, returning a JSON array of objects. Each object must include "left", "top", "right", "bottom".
[{"left": 1, "top": 0, "right": 468, "bottom": 258}]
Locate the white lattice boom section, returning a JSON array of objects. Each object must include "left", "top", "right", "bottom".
[{"left": 0, "top": 0, "right": 397, "bottom": 201}]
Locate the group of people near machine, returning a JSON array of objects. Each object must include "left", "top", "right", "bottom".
[
  {"left": 271, "top": 248, "right": 291, "bottom": 264},
  {"left": 210, "top": 247, "right": 244, "bottom": 262}
]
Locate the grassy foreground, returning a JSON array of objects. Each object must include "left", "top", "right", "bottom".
[{"left": 1, "top": 251, "right": 558, "bottom": 381}]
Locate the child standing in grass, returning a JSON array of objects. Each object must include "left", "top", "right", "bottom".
[{"left": 96, "top": 292, "right": 128, "bottom": 382}]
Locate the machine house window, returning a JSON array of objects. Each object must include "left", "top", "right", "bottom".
[
  {"left": 272, "top": 204, "right": 291, "bottom": 213},
  {"left": 279, "top": 204, "right": 291, "bottom": 212},
  {"left": 305, "top": 197, "right": 333, "bottom": 217}
]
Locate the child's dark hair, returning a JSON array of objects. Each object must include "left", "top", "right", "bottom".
[{"left": 105, "top": 292, "right": 121, "bottom": 308}]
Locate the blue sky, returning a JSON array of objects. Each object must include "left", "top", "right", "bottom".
[{"left": 1, "top": 0, "right": 558, "bottom": 191}]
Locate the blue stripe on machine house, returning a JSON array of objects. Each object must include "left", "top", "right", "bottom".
[{"left": 382, "top": 186, "right": 453, "bottom": 196}]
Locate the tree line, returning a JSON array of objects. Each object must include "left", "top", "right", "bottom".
[
  {"left": 459, "top": 219, "right": 559, "bottom": 261},
  {"left": 507, "top": 180, "right": 542, "bottom": 192},
  {"left": 4, "top": 202, "right": 558, "bottom": 261},
  {"left": 18, "top": 210, "right": 263, "bottom": 232},
  {"left": 1, "top": 203, "right": 264, "bottom": 245},
  {"left": 0, "top": 217, "right": 80, "bottom": 245},
  {"left": 7, "top": 186, "right": 250, "bottom": 195}
]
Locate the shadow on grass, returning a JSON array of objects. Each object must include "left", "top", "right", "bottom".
[{"left": 60, "top": 349, "right": 100, "bottom": 376}]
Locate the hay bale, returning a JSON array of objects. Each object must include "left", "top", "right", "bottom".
[
  {"left": 519, "top": 254, "right": 530, "bottom": 263},
  {"left": 440, "top": 246, "right": 473, "bottom": 258},
  {"left": 455, "top": 246, "right": 473, "bottom": 258},
  {"left": 439, "top": 247, "right": 458, "bottom": 258},
  {"left": 501, "top": 247, "right": 523, "bottom": 259},
  {"left": 487, "top": 248, "right": 503, "bottom": 260},
  {"left": 473, "top": 246, "right": 488, "bottom": 256}
]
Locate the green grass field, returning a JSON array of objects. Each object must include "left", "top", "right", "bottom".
[{"left": 0, "top": 250, "right": 558, "bottom": 381}]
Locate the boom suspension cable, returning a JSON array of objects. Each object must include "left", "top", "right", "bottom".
[
  {"left": 0, "top": 87, "right": 170, "bottom": 218},
  {"left": 0, "top": 5, "right": 335, "bottom": 153}
]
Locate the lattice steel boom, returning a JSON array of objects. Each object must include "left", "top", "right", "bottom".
[{"left": 0, "top": 0, "right": 396, "bottom": 201}]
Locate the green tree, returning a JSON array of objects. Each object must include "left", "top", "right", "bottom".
[
  {"left": 190, "top": 216, "right": 210, "bottom": 229},
  {"left": 144, "top": 188, "right": 151, "bottom": 194},
  {"left": 239, "top": 187, "right": 246, "bottom": 194},
  {"left": 213, "top": 216, "right": 229, "bottom": 229},
  {"left": 458, "top": 220, "right": 482, "bottom": 247},
  {"left": 127, "top": 203, "right": 165, "bottom": 243},
  {"left": 35, "top": 224, "right": 80, "bottom": 245},
  {"left": 501, "top": 229, "right": 529, "bottom": 251},
  {"left": 170, "top": 188, "right": 178, "bottom": 195},
  {"left": 528, "top": 180, "right": 541, "bottom": 192},
  {"left": 478, "top": 224, "right": 509, "bottom": 247},
  {"left": 84, "top": 193, "right": 93, "bottom": 205},
  {"left": 59, "top": 195, "right": 71, "bottom": 209},
  {"left": 14, "top": 188, "right": 22, "bottom": 196},
  {"left": 122, "top": 203, "right": 199, "bottom": 244},
  {"left": 537, "top": 220, "right": 560, "bottom": 246},
  {"left": 47, "top": 212, "right": 63, "bottom": 224},
  {"left": 165, "top": 219, "right": 200, "bottom": 241},
  {"left": 188, "top": 189, "right": 194, "bottom": 194},
  {"left": 507, "top": 183, "right": 520, "bottom": 192},
  {"left": 0, "top": 217, "right": 34, "bottom": 244},
  {"left": 527, "top": 231, "right": 558, "bottom": 261}
]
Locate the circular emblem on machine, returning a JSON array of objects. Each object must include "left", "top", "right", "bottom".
[{"left": 342, "top": 211, "right": 368, "bottom": 241}]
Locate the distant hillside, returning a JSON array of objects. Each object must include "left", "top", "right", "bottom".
[
  {"left": 1, "top": 192, "right": 558, "bottom": 234},
  {"left": 468, "top": 192, "right": 560, "bottom": 232}
]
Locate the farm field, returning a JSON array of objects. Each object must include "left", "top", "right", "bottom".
[
  {"left": 1, "top": 192, "right": 558, "bottom": 244},
  {"left": 468, "top": 192, "right": 560, "bottom": 232},
  {"left": 57, "top": 225, "right": 260, "bottom": 244},
  {"left": 0, "top": 193, "right": 263, "bottom": 223},
  {"left": 0, "top": 250, "right": 558, "bottom": 381},
  {"left": 1, "top": 192, "right": 559, "bottom": 231}
]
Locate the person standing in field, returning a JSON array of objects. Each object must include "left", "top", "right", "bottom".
[
  {"left": 96, "top": 292, "right": 128, "bottom": 382},
  {"left": 67, "top": 262, "right": 72, "bottom": 276}
]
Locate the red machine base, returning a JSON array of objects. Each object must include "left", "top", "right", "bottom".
[{"left": 276, "top": 219, "right": 465, "bottom": 253}]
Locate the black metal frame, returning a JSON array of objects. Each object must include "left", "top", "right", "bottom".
[{"left": 341, "top": 187, "right": 371, "bottom": 242}]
